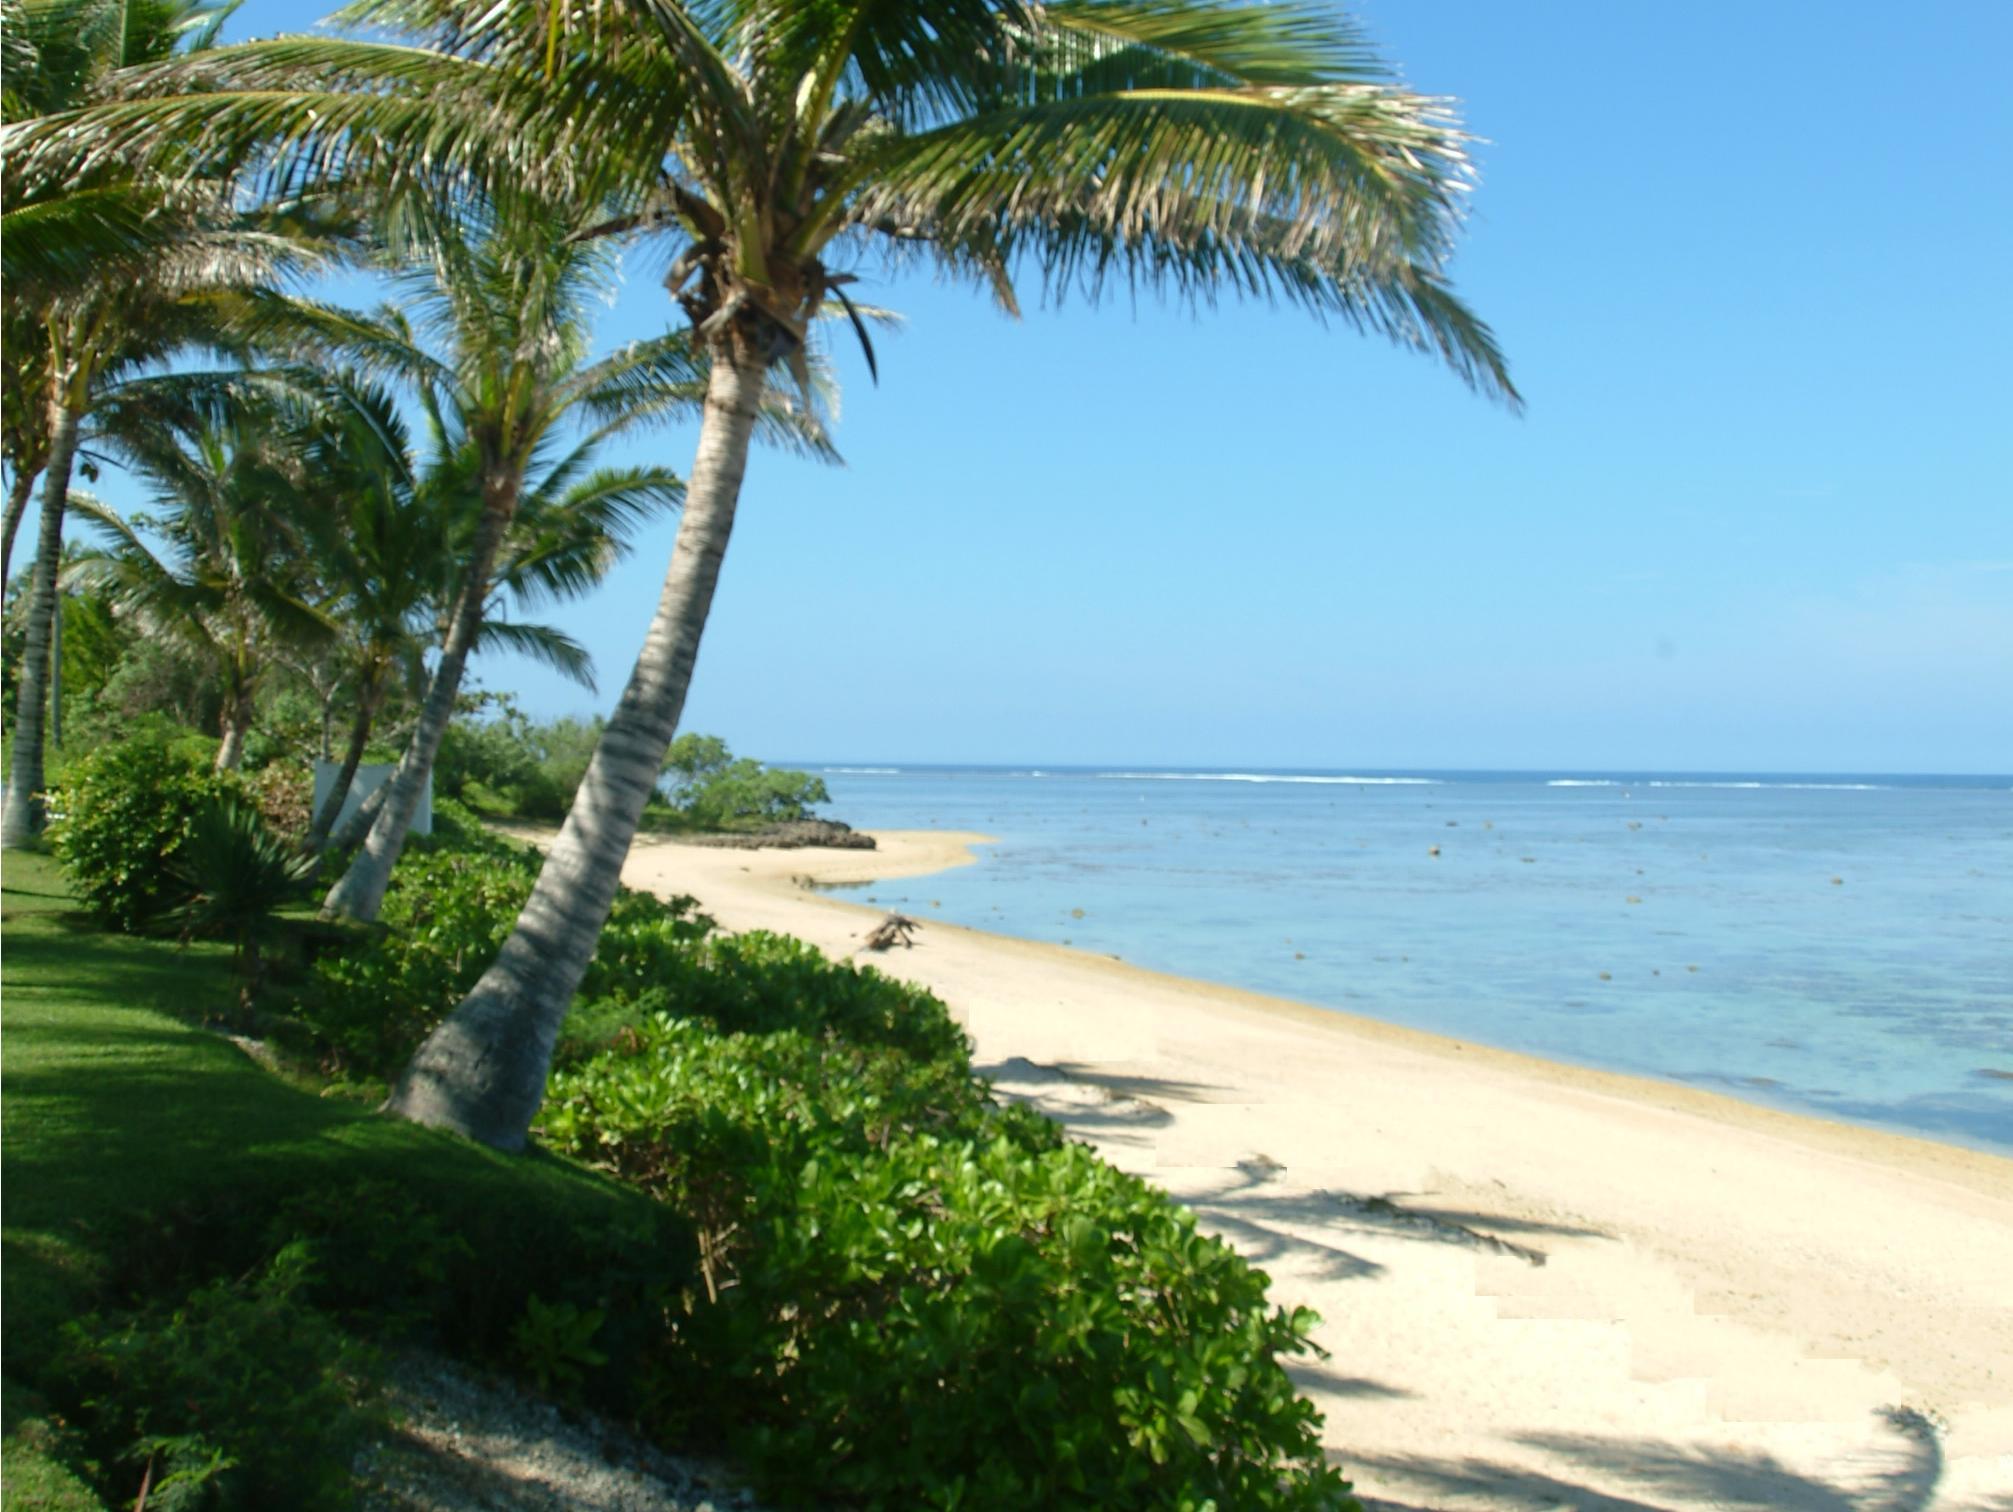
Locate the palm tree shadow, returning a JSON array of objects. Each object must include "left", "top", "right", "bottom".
[
  {"left": 1179, "top": 1169, "right": 1389, "bottom": 1283},
  {"left": 1342, "top": 1407, "right": 1946, "bottom": 1512}
]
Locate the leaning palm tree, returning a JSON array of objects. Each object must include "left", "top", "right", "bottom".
[
  {"left": 16, "top": 0, "right": 1518, "bottom": 1146},
  {"left": 398, "top": 0, "right": 1522, "bottom": 1149},
  {"left": 271, "top": 194, "right": 812, "bottom": 921},
  {"left": 299, "top": 380, "right": 686, "bottom": 849}
]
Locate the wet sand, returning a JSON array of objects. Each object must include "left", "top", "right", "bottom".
[{"left": 526, "top": 824, "right": 2013, "bottom": 1509}]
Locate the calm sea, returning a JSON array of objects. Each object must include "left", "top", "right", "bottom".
[{"left": 805, "top": 766, "right": 2013, "bottom": 1154}]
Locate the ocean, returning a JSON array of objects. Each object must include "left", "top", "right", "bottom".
[{"left": 806, "top": 766, "right": 2013, "bottom": 1154}]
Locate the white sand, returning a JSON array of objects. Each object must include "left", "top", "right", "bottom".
[{"left": 554, "top": 826, "right": 2013, "bottom": 1509}]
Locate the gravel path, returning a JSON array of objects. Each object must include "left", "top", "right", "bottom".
[{"left": 355, "top": 1352, "right": 775, "bottom": 1512}]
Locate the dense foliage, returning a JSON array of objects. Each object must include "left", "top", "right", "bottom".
[
  {"left": 279, "top": 830, "right": 1356, "bottom": 1505},
  {"left": 541, "top": 1015, "right": 1347, "bottom": 1509},
  {"left": 47, "top": 729, "right": 243, "bottom": 930},
  {"left": 435, "top": 701, "right": 607, "bottom": 820},
  {"left": 55, "top": 1248, "right": 378, "bottom": 1512},
  {"left": 29, "top": 771, "right": 1356, "bottom": 1507},
  {"left": 662, "top": 732, "right": 830, "bottom": 827}
]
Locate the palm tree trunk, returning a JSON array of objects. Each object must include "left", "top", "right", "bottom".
[
  {"left": 327, "top": 771, "right": 388, "bottom": 851},
  {"left": 214, "top": 697, "right": 251, "bottom": 770},
  {"left": 309, "top": 671, "right": 384, "bottom": 850},
  {"left": 2, "top": 459, "right": 45, "bottom": 588},
  {"left": 385, "top": 342, "right": 768, "bottom": 1148},
  {"left": 1, "top": 390, "right": 80, "bottom": 848},
  {"left": 321, "top": 474, "right": 519, "bottom": 921},
  {"left": 318, "top": 683, "right": 336, "bottom": 761}
]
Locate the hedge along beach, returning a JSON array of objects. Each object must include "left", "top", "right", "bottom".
[{"left": 508, "top": 820, "right": 2013, "bottom": 1511}]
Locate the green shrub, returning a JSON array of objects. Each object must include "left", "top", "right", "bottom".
[
  {"left": 579, "top": 927, "right": 970, "bottom": 1066},
  {"left": 55, "top": 1246, "right": 378, "bottom": 1512},
  {"left": 48, "top": 735, "right": 241, "bottom": 932},
  {"left": 254, "top": 1177, "right": 692, "bottom": 1405},
  {"left": 299, "top": 838, "right": 711, "bottom": 1079},
  {"left": 435, "top": 706, "right": 603, "bottom": 819},
  {"left": 662, "top": 733, "right": 829, "bottom": 827},
  {"left": 539, "top": 1014, "right": 1347, "bottom": 1511},
  {"left": 299, "top": 845, "right": 540, "bottom": 1075}
]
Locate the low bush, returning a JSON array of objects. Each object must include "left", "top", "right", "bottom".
[
  {"left": 540, "top": 1014, "right": 1349, "bottom": 1510},
  {"left": 54, "top": 1246, "right": 378, "bottom": 1511},
  {"left": 299, "top": 834, "right": 712, "bottom": 1079},
  {"left": 48, "top": 734, "right": 242, "bottom": 932},
  {"left": 580, "top": 927, "right": 970, "bottom": 1066},
  {"left": 244, "top": 814, "right": 1348, "bottom": 1507},
  {"left": 299, "top": 844, "right": 540, "bottom": 1076}
]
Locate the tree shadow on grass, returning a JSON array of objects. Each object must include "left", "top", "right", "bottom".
[
  {"left": 1342, "top": 1409, "right": 1949, "bottom": 1512},
  {"left": 0, "top": 926, "right": 236, "bottom": 1020}
]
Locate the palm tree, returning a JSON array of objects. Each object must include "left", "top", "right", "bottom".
[
  {"left": 266, "top": 196, "right": 803, "bottom": 921},
  {"left": 0, "top": 0, "right": 345, "bottom": 843},
  {"left": 70, "top": 396, "right": 340, "bottom": 768},
  {"left": 402, "top": 0, "right": 1521, "bottom": 1148},
  {"left": 299, "top": 380, "right": 686, "bottom": 850},
  {"left": 2, "top": 306, "right": 53, "bottom": 586},
  {"left": 14, "top": 0, "right": 1518, "bottom": 1145}
]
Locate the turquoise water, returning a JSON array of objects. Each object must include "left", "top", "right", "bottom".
[{"left": 809, "top": 767, "right": 2013, "bottom": 1153}]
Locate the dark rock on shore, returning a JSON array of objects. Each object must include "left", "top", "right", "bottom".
[{"left": 684, "top": 818, "right": 876, "bottom": 851}]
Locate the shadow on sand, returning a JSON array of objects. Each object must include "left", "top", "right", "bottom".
[{"left": 1345, "top": 1408, "right": 1949, "bottom": 1512}]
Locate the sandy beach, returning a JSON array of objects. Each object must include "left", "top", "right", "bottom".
[{"left": 548, "top": 825, "right": 2013, "bottom": 1509}]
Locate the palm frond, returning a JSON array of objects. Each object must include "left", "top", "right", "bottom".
[
  {"left": 473, "top": 615, "right": 596, "bottom": 688},
  {"left": 502, "top": 463, "right": 684, "bottom": 607}
]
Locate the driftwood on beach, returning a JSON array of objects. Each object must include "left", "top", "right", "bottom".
[{"left": 863, "top": 913, "right": 920, "bottom": 951}]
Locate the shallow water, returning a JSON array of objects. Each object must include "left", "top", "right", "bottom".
[{"left": 811, "top": 766, "right": 2013, "bottom": 1153}]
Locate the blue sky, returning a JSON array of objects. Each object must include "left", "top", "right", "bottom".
[{"left": 166, "top": 1, "right": 2013, "bottom": 771}]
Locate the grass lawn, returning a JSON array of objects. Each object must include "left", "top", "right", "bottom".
[{"left": 0, "top": 849, "right": 677, "bottom": 1507}]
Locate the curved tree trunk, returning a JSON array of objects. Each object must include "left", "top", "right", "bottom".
[
  {"left": 2, "top": 459, "right": 45, "bottom": 588},
  {"left": 321, "top": 474, "right": 519, "bottom": 921},
  {"left": 1, "top": 391, "right": 81, "bottom": 848},
  {"left": 386, "top": 342, "right": 767, "bottom": 1148},
  {"left": 308, "top": 670, "right": 385, "bottom": 850}
]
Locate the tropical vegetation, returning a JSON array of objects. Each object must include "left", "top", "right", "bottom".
[{"left": 4, "top": 0, "right": 1517, "bottom": 1501}]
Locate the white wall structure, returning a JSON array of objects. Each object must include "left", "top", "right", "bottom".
[{"left": 313, "top": 761, "right": 431, "bottom": 837}]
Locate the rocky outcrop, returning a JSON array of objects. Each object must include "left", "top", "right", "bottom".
[{"left": 682, "top": 818, "right": 876, "bottom": 851}]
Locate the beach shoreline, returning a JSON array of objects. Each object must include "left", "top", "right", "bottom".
[{"left": 517, "top": 823, "right": 2013, "bottom": 1508}]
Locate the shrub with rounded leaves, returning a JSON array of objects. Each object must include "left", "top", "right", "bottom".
[
  {"left": 539, "top": 1014, "right": 1351, "bottom": 1511},
  {"left": 301, "top": 846, "right": 541, "bottom": 1075},
  {"left": 48, "top": 735, "right": 241, "bottom": 932}
]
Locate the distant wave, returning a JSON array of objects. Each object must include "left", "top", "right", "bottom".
[
  {"left": 1547, "top": 779, "right": 1623, "bottom": 787},
  {"left": 824, "top": 766, "right": 900, "bottom": 774},
  {"left": 1646, "top": 780, "right": 1889, "bottom": 791},
  {"left": 1098, "top": 772, "right": 1441, "bottom": 786}
]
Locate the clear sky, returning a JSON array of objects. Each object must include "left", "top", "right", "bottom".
[{"left": 163, "top": 1, "right": 2013, "bottom": 772}]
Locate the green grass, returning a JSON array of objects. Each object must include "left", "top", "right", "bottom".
[
  {"left": 0, "top": 850, "right": 679, "bottom": 1502},
  {"left": 2, "top": 1379, "right": 100, "bottom": 1512}
]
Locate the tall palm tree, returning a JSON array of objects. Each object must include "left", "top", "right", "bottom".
[
  {"left": 70, "top": 396, "right": 340, "bottom": 768},
  {"left": 14, "top": 0, "right": 1518, "bottom": 1145},
  {"left": 0, "top": 0, "right": 346, "bottom": 843},
  {"left": 406, "top": 0, "right": 1520, "bottom": 1149},
  {"left": 276, "top": 195, "right": 810, "bottom": 922}
]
